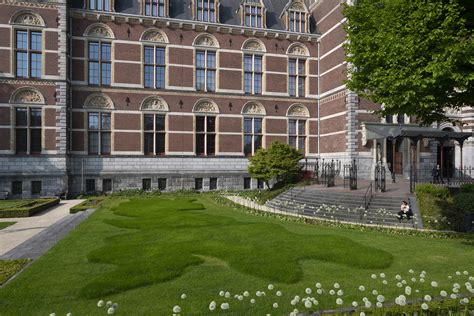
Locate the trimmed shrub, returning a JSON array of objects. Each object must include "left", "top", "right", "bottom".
[
  {"left": 460, "top": 183, "right": 474, "bottom": 193},
  {"left": 415, "top": 183, "right": 450, "bottom": 199},
  {"left": 70, "top": 196, "right": 107, "bottom": 214},
  {"left": 0, "top": 198, "right": 60, "bottom": 218}
]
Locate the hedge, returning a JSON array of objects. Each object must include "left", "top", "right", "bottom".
[
  {"left": 0, "top": 198, "right": 60, "bottom": 218},
  {"left": 70, "top": 196, "right": 107, "bottom": 214}
]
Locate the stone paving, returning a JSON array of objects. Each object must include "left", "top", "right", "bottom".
[{"left": 0, "top": 199, "right": 88, "bottom": 260}]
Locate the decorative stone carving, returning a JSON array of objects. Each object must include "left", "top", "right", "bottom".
[
  {"left": 194, "top": 100, "right": 219, "bottom": 113},
  {"left": 288, "top": 44, "right": 309, "bottom": 56},
  {"left": 85, "top": 24, "right": 114, "bottom": 39},
  {"left": 141, "top": 29, "right": 168, "bottom": 43},
  {"left": 194, "top": 34, "right": 218, "bottom": 47},
  {"left": 242, "top": 102, "right": 266, "bottom": 115},
  {"left": 84, "top": 94, "right": 114, "bottom": 109},
  {"left": 13, "top": 13, "right": 44, "bottom": 26},
  {"left": 11, "top": 88, "right": 44, "bottom": 104},
  {"left": 242, "top": 39, "right": 265, "bottom": 52},
  {"left": 289, "top": 1, "right": 306, "bottom": 11},
  {"left": 141, "top": 97, "right": 169, "bottom": 111},
  {"left": 287, "top": 104, "right": 309, "bottom": 117}
]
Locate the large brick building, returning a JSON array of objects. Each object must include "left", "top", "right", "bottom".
[{"left": 0, "top": 0, "right": 472, "bottom": 197}]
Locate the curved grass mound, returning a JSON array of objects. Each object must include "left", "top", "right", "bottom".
[{"left": 81, "top": 197, "right": 393, "bottom": 298}]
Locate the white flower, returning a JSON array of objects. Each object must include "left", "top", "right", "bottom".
[
  {"left": 376, "top": 302, "right": 383, "bottom": 308},
  {"left": 362, "top": 297, "right": 368, "bottom": 302},
  {"left": 107, "top": 308, "right": 115, "bottom": 315},
  {"left": 421, "top": 303, "right": 429, "bottom": 310},
  {"left": 225, "top": 291, "right": 231, "bottom": 298},
  {"left": 371, "top": 274, "right": 377, "bottom": 279},
  {"left": 358, "top": 285, "right": 366, "bottom": 291},
  {"left": 456, "top": 271, "right": 461, "bottom": 276},
  {"left": 365, "top": 300, "right": 372, "bottom": 308},
  {"left": 409, "top": 269, "right": 414, "bottom": 274},
  {"left": 405, "top": 286, "right": 412, "bottom": 296},
  {"left": 453, "top": 283, "right": 460, "bottom": 289},
  {"left": 172, "top": 306, "right": 181, "bottom": 313},
  {"left": 97, "top": 300, "right": 104, "bottom": 307},
  {"left": 422, "top": 270, "right": 426, "bottom": 274},
  {"left": 250, "top": 299, "right": 256, "bottom": 304},
  {"left": 419, "top": 278, "right": 425, "bottom": 283},
  {"left": 243, "top": 291, "right": 249, "bottom": 297},
  {"left": 294, "top": 295, "right": 300, "bottom": 302},
  {"left": 311, "top": 298, "right": 318, "bottom": 305},
  {"left": 49, "top": 314, "right": 56, "bottom": 316},
  {"left": 440, "top": 290, "right": 447, "bottom": 297},
  {"left": 453, "top": 287, "right": 459, "bottom": 293},
  {"left": 316, "top": 289, "right": 323, "bottom": 295},
  {"left": 372, "top": 290, "right": 378, "bottom": 295},
  {"left": 337, "top": 289, "right": 344, "bottom": 296},
  {"left": 463, "top": 271, "right": 469, "bottom": 276},
  {"left": 336, "top": 298, "right": 343, "bottom": 305},
  {"left": 220, "top": 302, "right": 229, "bottom": 310},
  {"left": 461, "top": 298, "right": 469, "bottom": 304},
  {"left": 238, "top": 295, "right": 243, "bottom": 301},
  {"left": 360, "top": 312, "right": 366, "bottom": 316},
  {"left": 402, "top": 280, "right": 407, "bottom": 285},
  {"left": 276, "top": 291, "right": 282, "bottom": 297},
  {"left": 397, "top": 282, "right": 403, "bottom": 288},
  {"left": 181, "top": 293, "right": 187, "bottom": 299},
  {"left": 219, "top": 291, "right": 225, "bottom": 297},
  {"left": 209, "top": 301, "right": 216, "bottom": 311},
  {"left": 395, "top": 275, "right": 402, "bottom": 280},
  {"left": 268, "top": 284, "right": 274, "bottom": 290},
  {"left": 380, "top": 273, "right": 386, "bottom": 278},
  {"left": 334, "top": 283, "right": 340, "bottom": 289},
  {"left": 469, "top": 276, "right": 474, "bottom": 281},
  {"left": 290, "top": 300, "right": 297, "bottom": 306},
  {"left": 431, "top": 281, "right": 438, "bottom": 288},
  {"left": 382, "top": 280, "right": 388, "bottom": 285},
  {"left": 256, "top": 291, "right": 262, "bottom": 297},
  {"left": 411, "top": 277, "right": 416, "bottom": 282},
  {"left": 450, "top": 293, "right": 457, "bottom": 299},
  {"left": 304, "top": 300, "right": 312, "bottom": 308},
  {"left": 66, "top": 314, "right": 72, "bottom": 316},
  {"left": 424, "top": 295, "right": 432, "bottom": 302},
  {"left": 273, "top": 303, "right": 278, "bottom": 308},
  {"left": 315, "top": 282, "right": 322, "bottom": 288},
  {"left": 305, "top": 287, "right": 312, "bottom": 294},
  {"left": 329, "top": 289, "right": 335, "bottom": 295},
  {"left": 106, "top": 301, "right": 113, "bottom": 307},
  {"left": 377, "top": 295, "right": 385, "bottom": 303},
  {"left": 352, "top": 301, "right": 358, "bottom": 307}
]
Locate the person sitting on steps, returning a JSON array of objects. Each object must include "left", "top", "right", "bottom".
[{"left": 398, "top": 200, "right": 413, "bottom": 221}]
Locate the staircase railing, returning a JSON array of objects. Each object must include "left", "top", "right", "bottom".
[{"left": 363, "top": 182, "right": 373, "bottom": 210}]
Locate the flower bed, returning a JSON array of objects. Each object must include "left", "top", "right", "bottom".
[{"left": 0, "top": 198, "right": 60, "bottom": 218}]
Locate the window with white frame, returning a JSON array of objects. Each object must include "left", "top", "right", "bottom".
[
  {"left": 288, "top": 119, "right": 306, "bottom": 153},
  {"left": 196, "top": 50, "right": 216, "bottom": 92},
  {"left": 145, "top": 0, "right": 165, "bottom": 17},
  {"left": 143, "top": 113, "right": 166, "bottom": 155},
  {"left": 88, "top": 0, "right": 111, "bottom": 11},
  {"left": 88, "top": 112, "right": 111, "bottom": 155},
  {"left": 243, "top": 2, "right": 264, "bottom": 27},
  {"left": 243, "top": 117, "right": 262, "bottom": 156},
  {"left": 15, "top": 30, "right": 42, "bottom": 78},
  {"left": 15, "top": 107, "right": 42, "bottom": 155},
  {"left": 288, "top": 10, "right": 307, "bottom": 32},
  {"left": 144, "top": 46, "right": 165, "bottom": 89},
  {"left": 88, "top": 41, "right": 111, "bottom": 86},
  {"left": 289, "top": 58, "right": 306, "bottom": 97},
  {"left": 196, "top": 0, "right": 216, "bottom": 22},
  {"left": 195, "top": 115, "right": 216, "bottom": 156},
  {"left": 244, "top": 54, "right": 262, "bottom": 95}
]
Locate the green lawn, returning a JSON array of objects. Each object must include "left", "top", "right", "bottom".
[
  {"left": 0, "top": 195, "right": 473, "bottom": 315},
  {"left": 0, "top": 200, "right": 28, "bottom": 210},
  {"left": 0, "top": 222, "right": 15, "bottom": 230}
]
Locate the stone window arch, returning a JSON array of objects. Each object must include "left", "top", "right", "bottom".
[
  {"left": 287, "top": 43, "right": 310, "bottom": 57},
  {"left": 192, "top": 33, "right": 220, "bottom": 48},
  {"left": 10, "top": 11, "right": 45, "bottom": 27},
  {"left": 140, "top": 96, "right": 169, "bottom": 112},
  {"left": 192, "top": 99, "right": 220, "bottom": 113},
  {"left": 193, "top": 99, "right": 218, "bottom": 156},
  {"left": 10, "top": 87, "right": 45, "bottom": 105},
  {"left": 286, "top": 103, "right": 309, "bottom": 118},
  {"left": 242, "top": 101, "right": 266, "bottom": 116},
  {"left": 241, "top": 38, "right": 267, "bottom": 53},
  {"left": 281, "top": 0, "right": 309, "bottom": 33},
  {"left": 287, "top": 103, "right": 308, "bottom": 154},
  {"left": 83, "top": 23, "right": 115, "bottom": 39},
  {"left": 83, "top": 93, "right": 115, "bottom": 110},
  {"left": 140, "top": 28, "right": 169, "bottom": 44}
]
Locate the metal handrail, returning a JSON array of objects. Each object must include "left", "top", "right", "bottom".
[{"left": 363, "top": 182, "right": 373, "bottom": 210}]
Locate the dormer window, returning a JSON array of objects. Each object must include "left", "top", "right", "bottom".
[
  {"left": 195, "top": 0, "right": 218, "bottom": 23},
  {"left": 88, "top": 0, "right": 111, "bottom": 11},
  {"left": 282, "top": 0, "right": 309, "bottom": 33},
  {"left": 144, "top": 0, "right": 167, "bottom": 17},
  {"left": 241, "top": 0, "right": 265, "bottom": 28}
]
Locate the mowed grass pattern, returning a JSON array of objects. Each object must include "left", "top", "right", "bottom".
[
  {"left": 0, "top": 196, "right": 473, "bottom": 315},
  {"left": 81, "top": 198, "right": 392, "bottom": 298}
]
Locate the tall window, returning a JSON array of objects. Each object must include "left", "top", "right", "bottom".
[
  {"left": 15, "top": 107, "right": 42, "bottom": 155},
  {"left": 243, "top": 117, "right": 262, "bottom": 156},
  {"left": 89, "top": 0, "right": 110, "bottom": 11},
  {"left": 195, "top": 116, "right": 215, "bottom": 156},
  {"left": 196, "top": 0, "right": 216, "bottom": 22},
  {"left": 88, "top": 112, "right": 111, "bottom": 155},
  {"left": 144, "top": 114, "right": 166, "bottom": 155},
  {"left": 196, "top": 50, "right": 216, "bottom": 92},
  {"left": 288, "top": 119, "right": 306, "bottom": 153},
  {"left": 144, "top": 46, "right": 165, "bottom": 89},
  {"left": 289, "top": 10, "right": 306, "bottom": 32},
  {"left": 15, "top": 30, "right": 42, "bottom": 78},
  {"left": 289, "top": 58, "right": 306, "bottom": 97},
  {"left": 244, "top": 4, "right": 263, "bottom": 27},
  {"left": 88, "top": 41, "right": 111, "bottom": 85},
  {"left": 145, "top": 0, "right": 165, "bottom": 17},
  {"left": 244, "top": 54, "right": 262, "bottom": 94}
]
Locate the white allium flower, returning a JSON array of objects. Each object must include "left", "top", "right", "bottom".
[
  {"left": 362, "top": 297, "right": 368, "bottom": 302},
  {"left": 453, "top": 283, "right": 460, "bottom": 289},
  {"left": 220, "top": 303, "right": 229, "bottom": 310},
  {"left": 337, "top": 289, "right": 344, "bottom": 296},
  {"left": 305, "top": 288, "right": 312, "bottom": 294},
  {"left": 49, "top": 314, "right": 56, "bottom": 316},
  {"left": 294, "top": 295, "right": 300, "bottom": 302},
  {"left": 106, "top": 301, "right": 113, "bottom": 307},
  {"left": 421, "top": 303, "right": 429, "bottom": 310},
  {"left": 402, "top": 280, "right": 407, "bottom": 285},
  {"left": 304, "top": 300, "right": 312, "bottom": 308},
  {"left": 453, "top": 287, "right": 459, "bottom": 293},
  {"left": 411, "top": 277, "right": 416, "bottom": 282},
  {"left": 315, "top": 282, "right": 322, "bottom": 289},
  {"left": 371, "top": 274, "right": 377, "bottom": 279},
  {"left": 107, "top": 308, "right": 115, "bottom": 315},
  {"left": 397, "top": 282, "right": 403, "bottom": 288},
  {"left": 377, "top": 295, "right": 385, "bottom": 303},
  {"left": 365, "top": 300, "right": 372, "bottom": 308},
  {"left": 250, "top": 299, "right": 256, "bottom": 304},
  {"left": 431, "top": 281, "right": 438, "bottom": 288},
  {"left": 456, "top": 271, "right": 461, "bottom": 276},
  {"left": 450, "top": 293, "right": 457, "bottom": 299},
  {"left": 238, "top": 295, "right": 243, "bottom": 301},
  {"left": 415, "top": 289, "right": 420, "bottom": 293},
  {"left": 358, "top": 285, "right": 365, "bottom": 291},
  {"left": 97, "top": 300, "right": 104, "bottom": 307},
  {"left": 469, "top": 276, "right": 474, "bottom": 281},
  {"left": 172, "top": 306, "right": 181, "bottom": 313},
  {"left": 290, "top": 299, "right": 296, "bottom": 306},
  {"left": 420, "top": 278, "right": 425, "bottom": 283},
  {"left": 382, "top": 280, "right": 388, "bottom": 285},
  {"left": 395, "top": 275, "right": 402, "bottom": 280},
  {"left": 268, "top": 284, "right": 274, "bottom": 290},
  {"left": 463, "top": 271, "right": 469, "bottom": 276},
  {"left": 360, "top": 312, "right": 366, "bottom": 316},
  {"left": 181, "top": 294, "right": 187, "bottom": 299},
  {"left": 66, "top": 314, "right": 72, "bottom": 316},
  {"left": 256, "top": 291, "right": 262, "bottom": 297},
  {"left": 219, "top": 291, "right": 225, "bottom": 297},
  {"left": 225, "top": 291, "right": 231, "bottom": 298},
  {"left": 329, "top": 289, "right": 335, "bottom": 295},
  {"left": 273, "top": 303, "right": 278, "bottom": 308},
  {"left": 334, "top": 283, "right": 340, "bottom": 289},
  {"left": 424, "top": 295, "right": 432, "bottom": 302},
  {"left": 380, "top": 273, "right": 386, "bottom": 278},
  {"left": 276, "top": 291, "right": 282, "bottom": 297},
  {"left": 311, "top": 298, "right": 318, "bottom": 305},
  {"left": 461, "top": 298, "right": 469, "bottom": 304},
  {"left": 409, "top": 269, "right": 414, "bottom": 274},
  {"left": 422, "top": 271, "right": 426, "bottom": 275},
  {"left": 372, "top": 290, "right": 378, "bottom": 295},
  {"left": 352, "top": 301, "right": 358, "bottom": 307},
  {"left": 243, "top": 291, "right": 249, "bottom": 297},
  {"left": 209, "top": 301, "right": 216, "bottom": 311},
  {"left": 336, "top": 298, "right": 343, "bottom": 305},
  {"left": 440, "top": 290, "right": 447, "bottom": 297},
  {"left": 316, "top": 289, "right": 323, "bottom": 295},
  {"left": 405, "top": 286, "right": 412, "bottom": 296}
]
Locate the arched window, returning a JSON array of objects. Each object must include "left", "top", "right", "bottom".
[
  {"left": 287, "top": 104, "right": 309, "bottom": 154},
  {"left": 287, "top": 43, "right": 309, "bottom": 97},
  {"left": 84, "top": 93, "right": 114, "bottom": 155},
  {"left": 84, "top": 24, "right": 114, "bottom": 86},
  {"left": 242, "top": 39, "right": 266, "bottom": 95},
  {"left": 193, "top": 99, "right": 219, "bottom": 156},
  {"left": 141, "top": 29, "right": 169, "bottom": 89},
  {"left": 242, "top": 101, "right": 266, "bottom": 156},
  {"left": 193, "top": 34, "right": 219, "bottom": 92},
  {"left": 141, "top": 96, "right": 169, "bottom": 155}
]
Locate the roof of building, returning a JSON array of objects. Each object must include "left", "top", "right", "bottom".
[{"left": 70, "top": 0, "right": 317, "bottom": 33}]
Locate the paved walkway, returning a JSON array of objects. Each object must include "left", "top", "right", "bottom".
[{"left": 0, "top": 200, "right": 86, "bottom": 259}]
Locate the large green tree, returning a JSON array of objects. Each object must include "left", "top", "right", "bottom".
[
  {"left": 248, "top": 142, "right": 303, "bottom": 189},
  {"left": 344, "top": 0, "right": 473, "bottom": 124}
]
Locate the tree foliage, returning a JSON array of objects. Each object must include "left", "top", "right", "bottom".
[
  {"left": 344, "top": 0, "right": 473, "bottom": 124},
  {"left": 248, "top": 142, "right": 303, "bottom": 189}
]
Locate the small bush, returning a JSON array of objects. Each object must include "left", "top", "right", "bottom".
[
  {"left": 0, "top": 198, "right": 60, "bottom": 218},
  {"left": 460, "top": 183, "right": 474, "bottom": 193},
  {"left": 70, "top": 196, "right": 108, "bottom": 214},
  {"left": 0, "top": 259, "right": 31, "bottom": 285},
  {"left": 110, "top": 189, "right": 162, "bottom": 197},
  {"left": 415, "top": 183, "right": 450, "bottom": 199}
]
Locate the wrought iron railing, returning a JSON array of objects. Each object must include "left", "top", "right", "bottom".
[{"left": 410, "top": 166, "right": 474, "bottom": 192}]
